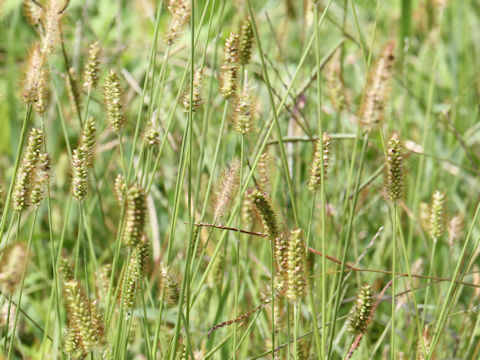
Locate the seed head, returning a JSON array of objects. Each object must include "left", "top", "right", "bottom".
[
  {"left": 231, "top": 80, "right": 255, "bottom": 135},
  {"left": 41, "top": 0, "right": 66, "bottom": 54},
  {"left": 257, "top": 152, "right": 272, "bottom": 192},
  {"left": 121, "top": 251, "right": 141, "bottom": 312},
  {"left": 348, "top": 284, "right": 373, "bottom": 334},
  {"left": 83, "top": 41, "right": 101, "bottom": 92},
  {"left": 65, "top": 67, "right": 82, "bottom": 114},
  {"left": 59, "top": 257, "right": 74, "bottom": 281},
  {"left": 22, "top": 44, "right": 47, "bottom": 105},
  {"left": 249, "top": 189, "right": 279, "bottom": 240},
  {"left": 428, "top": 190, "right": 446, "bottom": 240},
  {"left": 33, "top": 62, "right": 50, "bottom": 114},
  {"left": 23, "top": 0, "right": 44, "bottom": 26},
  {"left": 220, "top": 33, "right": 240, "bottom": 98},
  {"left": 122, "top": 184, "right": 147, "bottom": 247},
  {"left": 80, "top": 117, "right": 96, "bottom": 168},
  {"left": 31, "top": 152, "right": 51, "bottom": 206},
  {"left": 143, "top": 121, "right": 161, "bottom": 147},
  {"left": 183, "top": 68, "right": 203, "bottom": 113},
  {"left": 0, "top": 244, "right": 27, "bottom": 293},
  {"left": 104, "top": 70, "right": 126, "bottom": 132},
  {"left": 12, "top": 128, "right": 44, "bottom": 212},
  {"left": 274, "top": 232, "right": 288, "bottom": 281},
  {"left": 71, "top": 145, "right": 89, "bottom": 201},
  {"left": 326, "top": 49, "right": 346, "bottom": 111},
  {"left": 239, "top": 18, "right": 254, "bottom": 65},
  {"left": 114, "top": 174, "right": 126, "bottom": 206},
  {"left": 165, "top": 0, "right": 191, "bottom": 45},
  {"left": 308, "top": 132, "right": 331, "bottom": 191},
  {"left": 384, "top": 131, "right": 407, "bottom": 202},
  {"left": 213, "top": 159, "right": 240, "bottom": 220},
  {"left": 285, "top": 228, "right": 307, "bottom": 302},
  {"left": 159, "top": 263, "right": 180, "bottom": 305},
  {"left": 359, "top": 42, "right": 395, "bottom": 133},
  {"left": 63, "top": 279, "right": 105, "bottom": 354},
  {"left": 447, "top": 214, "right": 463, "bottom": 247}
]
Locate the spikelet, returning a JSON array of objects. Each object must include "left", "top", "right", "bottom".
[
  {"left": 71, "top": 145, "right": 89, "bottom": 201},
  {"left": 384, "top": 131, "right": 407, "bottom": 202},
  {"left": 348, "top": 284, "right": 373, "bottom": 334},
  {"left": 220, "top": 33, "right": 240, "bottom": 98},
  {"left": 183, "top": 68, "right": 204, "bottom": 113},
  {"left": 274, "top": 232, "right": 288, "bottom": 285},
  {"left": 285, "top": 229, "right": 307, "bottom": 302},
  {"left": 308, "top": 132, "right": 331, "bottom": 191},
  {"left": 122, "top": 184, "right": 147, "bottom": 247},
  {"left": 83, "top": 42, "right": 101, "bottom": 92},
  {"left": 63, "top": 279, "right": 105, "bottom": 354},
  {"left": 22, "top": 43, "right": 47, "bottom": 105},
  {"left": 104, "top": 70, "right": 126, "bottom": 132},
  {"left": 143, "top": 121, "right": 160, "bottom": 147},
  {"left": 12, "top": 128, "right": 44, "bottom": 212},
  {"left": 231, "top": 80, "right": 255, "bottom": 135},
  {"left": 23, "top": 0, "right": 44, "bottom": 26},
  {"left": 359, "top": 42, "right": 395, "bottom": 133},
  {"left": 326, "top": 49, "right": 346, "bottom": 111},
  {"left": 79, "top": 117, "right": 96, "bottom": 168},
  {"left": 447, "top": 214, "right": 463, "bottom": 247},
  {"left": 59, "top": 257, "right": 74, "bottom": 281},
  {"left": 0, "top": 244, "right": 27, "bottom": 293},
  {"left": 159, "top": 263, "right": 180, "bottom": 305},
  {"left": 428, "top": 190, "right": 446, "bottom": 240},
  {"left": 249, "top": 189, "right": 279, "bottom": 240},
  {"left": 213, "top": 159, "right": 240, "bottom": 220},
  {"left": 239, "top": 18, "right": 254, "bottom": 65},
  {"left": 121, "top": 251, "right": 141, "bottom": 312},
  {"left": 41, "top": 0, "right": 67, "bottom": 54},
  {"left": 30, "top": 152, "right": 51, "bottom": 206},
  {"left": 33, "top": 61, "right": 50, "bottom": 114},
  {"left": 165, "top": 0, "right": 191, "bottom": 45},
  {"left": 114, "top": 174, "right": 126, "bottom": 206},
  {"left": 137, "top": 234, "right": 152, "bottom": 277}
]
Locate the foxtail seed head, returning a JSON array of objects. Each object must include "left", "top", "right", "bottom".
[
  {"left": 104, "top": 70, "right": 126, "bottom": 132},
  {"left": 274, "top": 232, "right": 288, "bottom": 281},
  {"left": 165, "top": 0, "right": 191, "bottom": 45},
  {"left": 0, "top": 243, "right": 27, "bottom": 293},
  {"left": 41, "top": 0, "right": 67, "bottom": 54},
  {"left": 159, "top": 263, "right": 180, "bottom": 305},
  {"left": 239, "top": 18, "right": 254, "bottom": 65},
  {"left": 80, "top": 117, "right": 96, "bottom": 167},
  {"left": 183, "top": 68, "right": 204, "bottom": 113},
  {"left": 83, "top": 41, "right": 101, "bottom": 92},
  {"left": 428, "top": 190, "right": 446, "bottom": 240},
  {"left": 12, "top": 128, "right": 44, "bottom": 212},
  {"left": 213, "top": 159, "right": 240, "bottom": 220},
  {"left": 220, "top": 33, "right": 240, "bottom": 98},
  {"left": 122, "top": 184, "right": 147, "bottom": 247},
  {"left": 308, "top": 132, "right": 331, "bottom": 191},
  {"left": 447, "top": 214, "right": 463, "bottom": 247},
  {"left": 65, "top": 67, "right": 82, "bottom": 113},
  {"left": 114, "top": 174, "right": 126, "bottom": 206},
  {"left": 143, "top": 121, "right": 161, "bottom": 147},
  {"left": 231, "top": 80, "right": 255, "bottom": 135},
  {"left": 30, "top": 152, "right": 51, "bottom": 206},
  {"left": 71, "top": 145, "right": 89, "bottom": 201},
  {"left": 384, "top": 131, "right": 407, "bottom": 202},
  {"left": 23, "top": 43, "right": 46, "bottom": 105},
  {"left": 285, "top": 228, "right": 307, "bottom": 302},
  {"left": 23, "top": 0, "right": 44, "bottom": 26},
  {"left": 121, "top": 252, "right": 141, "bottom": 312},
  {"left": 249, "top": 189, "right": 279, "bottom": 240},
  {"left": 359, "top": 42, "right": 395, "bottom": 133},
  {"left": 348, "top": 284, "right": 373, "bottom": 334}
]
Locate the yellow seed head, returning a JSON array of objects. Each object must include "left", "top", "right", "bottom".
[
  {"left": 83, "top": 41, "right": 101, "bottom": 92},
  {"left": 122, "top": 184, "right": 147, "bottom": 247},
  {"left": 220, "top": 33, "right": 240, "bottom": 98},
  {"left": 428, "top": 190, "right": 446, "bottom": 240},
  {"left": 308, "top": 132, "right": 331, "bottom": 191},
  {"left": 183, "top": 68, "right": 204, "bottom": 113},
  {"left": 384, "top": 131, "right": 407, "bottom": 202},
  {"left": 0, "top": 244, "right": 27, "bottom": 293},
  {"left": 165, "top": 0, "right": 191, "bottom": 45},
  {"left": 239, "top": 18, "right": 254, "bottom": 65},
  {"left": 114, "top": 174, "right": 126, "bottom": 206},
  {"left": 285, "top": 228, "right": 307, "bottom": 302},
  {"left": 104, "top": 70, "right": 126, "bottom": 132},
  {"left": 71, "top": 145, "right": 89, "bottom": 201},
  {"left": 213, "top": 159, "right": 240, "bottom": 220},
  {"left": 231, "top": 80, "right": 255, "bottom": 135}
]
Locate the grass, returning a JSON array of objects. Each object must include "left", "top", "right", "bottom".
[{"left": 1, "top": 0, "right": 480, "bottom": 359}]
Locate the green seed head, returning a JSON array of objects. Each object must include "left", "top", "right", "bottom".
[
  {"left": 71, "top": 145, "right": 89, "bottom": 201},
  {"left": 239, "top": 18, "right": 254, "bottom": 65},
  {"left": 183, "top": 68, "right": 204, "bottom": 113},
  {"left": 429, "top": 190, "right": 446, "bottom": 240},
  {"left": 285, "top": 228, "right": 307, "bottom": 302},
  {"left": 249, "top": 189, "right": 279, "bottom": 240},
  {"left": 159, "top": 263, "right": 180, "bottom": 305},
  {"left": 213, "top": 159, "right": 240, "bottom": 220},
  {"left": 220, "top": 33, "right": 240, "bottom": 98},
  {"left": 122, "top": 184, "right": 147, "bottom": 247},
  {"left": 384, "top": 131, "right": 407, "bottom": 202},
  {"left": 348, "top": 284, "right": 373, "bottom": 334},
  {"left": 104, "top": 70, "right": 126, "bottom": 133},
  {"left": 83, "top": 41, "right": 101, "bottom": 92},
  {"left": 308, "top": 132, "right": 331, "bottom": 191},
  {"left": 231, "top": 80, "right": 255, "bottom": 135},
  {"left": 114, "top": 174, "right": 126, "bottom": 206},
  {"left": 80, "top": 117, "right": 97, "bottom": 167}
]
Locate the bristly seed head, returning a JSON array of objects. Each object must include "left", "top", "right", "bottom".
[
  {"left": 104, "top": 70, "right": 126, "bottom": 133},
  {"left": 428, "top": 190, "right": 446, "bottom": 241},
  {"left": 285, "top": 228, "right": 307, "bottom": 302},
  {"left": 23, "top": 0, "right": 44, "bottom": 26},
  {"left": 359, "top": 42, "right": 395, "bottom": 133},
  {"left": 248, "top": 188, "right": 279, "bottom": 240},
  {"left": 80, "top": 117, "right": 96, "bottom": 168},
  {"left": 165, "top": 0, "right": 191, "bottom": 45},
  {"left": 71, "top": 145, "right": 89, "bottom": 201},
  {"left": 23, "top": 43, "right": 47, "bottom": 105},
  {"left": 384, "top": 131, "right": 407, "bottom": 202},
  {"left": 183, "top": 68, "right": 203, "bottom": 113},
  {"left": 220, "top": 32, "right": 240, "bottom": 99},
  {"left": 83, "top": 41, "right": 101, "bottom": 92},
  {"left": 0, "top": 243, "right": 27, "bottom": 294},
  {"left": 239, "top": 18, "right": 254, "bottom": 65},
  {"left": 12, "top": 128, "right": 44, "bottom": 212},
  {"left": 143, "top": 121, "right": 161, "bottom": 147},
  {"left": 122, "top": 183, "right": 147, "bottom": 247},
  {"left": 41, "top": 0, "right": 66, "bottom": 54},
  {"left": 159, "top": 263, "right": 180, "bottom": 305},
  {"left": 231, "top": 79, "right": 255, "bottom": 135},
  {"left": 308, "top": 132, "right": 331, "bottom": 191},
  {"left": 213, "top": 159, "right": 241, "bottom": 220},
  {"left": 31, "top": 152, "right": 51, "bottom": 206},
  {"left": 348, "top": 284, "right": 373, "bottom": 334},
  {"left": 447, "top": 214, "right": 463, "bottom": 247},
  {"left": 114, "top": 174, "right": 126, "bottom": 206}
]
